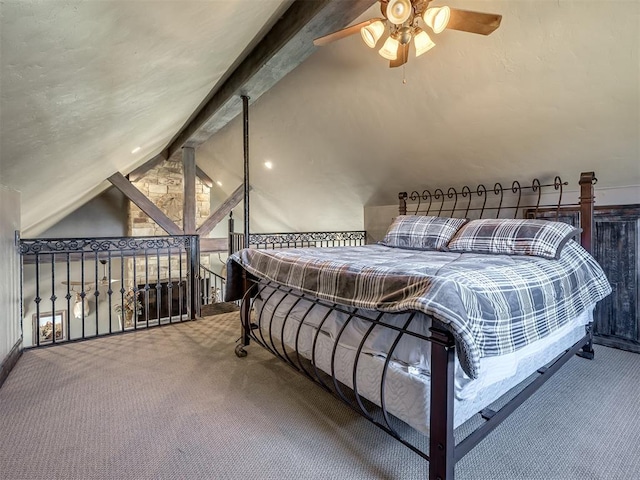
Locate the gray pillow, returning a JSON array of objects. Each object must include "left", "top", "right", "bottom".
[
  {"left": 379, "top": 215, "right": 468, "bottom": 251},
  {"left": 446, "top": 219, "right": 580, "bottom": 259}
]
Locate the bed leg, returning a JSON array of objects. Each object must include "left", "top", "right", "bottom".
[
  {"left": 429, "top": 326, "right": 456, "bottom": 480},
  {"left": 235, "top": 273, "right": 252, "bottom": 358},
  {"left": 577, "top": 322, "right": 595, "bottom": 360}
]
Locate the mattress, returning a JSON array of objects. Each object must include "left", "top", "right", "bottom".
[{"left": 253, "top": 287, "right": 593, "bottom": 435}]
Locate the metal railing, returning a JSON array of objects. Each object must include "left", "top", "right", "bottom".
[
  {"left": 229, "top": 231, "right": 366, "bottom": 254},
  {"left": 20, "top": 235, "right": 200, "bottom": 348},
  {"left": 199, "top": 263, "right": 227, "bottom": 306}
]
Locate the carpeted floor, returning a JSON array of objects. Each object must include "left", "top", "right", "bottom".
[{"left": 1, "top": 313, "right": 639, "bottom": 480}]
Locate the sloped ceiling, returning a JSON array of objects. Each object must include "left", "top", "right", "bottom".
[
  {"left": 2, "top": 0, "right": 638, "bottom": 238},
  {"left": 0, "top": 0, "right": 290, "bottom": 234},
  {"left": 198, "top": 0, "right": 639, "bottom": 233}
]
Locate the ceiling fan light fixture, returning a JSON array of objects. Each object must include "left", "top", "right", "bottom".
[
  {"left": 414, "top": 29, "right": 435, "bottom": 57},
  {"left": 379, "top": 36, "right": 400, "bottom": 60},
  {"left": 361, "top": 19, "right": 385, "bottom": 48},
  {"left": 423, "top": 6, "right": 451, "bottom": 34},
  {"left": 386, "top": 0, "right": 412, "bottom": 25}
]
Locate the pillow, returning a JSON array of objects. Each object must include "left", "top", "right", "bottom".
[
  {"left": 446, "top": 219, "right": 580, "bottom": 259},
  {"left": 379, "top": 215, "right": 468, "bottom": 251}
]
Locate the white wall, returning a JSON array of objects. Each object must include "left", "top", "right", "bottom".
[
  {"left": 37, "top": 187, "right": 128, "bottom": 238},
  {"left": 198, "top": 1, "right": 638, "bottom": 238},
  {"left": 0, "top": 185, "right": 22, "bottom": 376}
]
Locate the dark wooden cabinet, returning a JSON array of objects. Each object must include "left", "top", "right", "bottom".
[{"left": 532, "top": 205, "right": 640, "bottom": 353}]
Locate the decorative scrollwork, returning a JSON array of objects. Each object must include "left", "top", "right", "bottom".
[
  {"left": 248, "top": 231, "right": 366, "bottom": 248},
  {"left": 421, "top": 190, "right": 433, "bottom": 215},
  {"left": 400, "top": 176, "right": 571, "bottom": 220},
  {"left": 511, "top": 181, "right": 522, "bottom": 219},
  {"left": 20, "top": 235, "right": 195, "bottom": 256}
]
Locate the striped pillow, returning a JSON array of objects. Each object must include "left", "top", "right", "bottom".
[
  {"left": 380, "top": 215, "right": 468, "bottom": 251},
  {"left": 446, "top": 219, "right": 580, "bottom": 259}
]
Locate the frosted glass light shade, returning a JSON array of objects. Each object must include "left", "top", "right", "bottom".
[
  {"left": 386, "top": 0, "right": 412, "bottom": 25},
  {"left": 379, "top": 36, "right": 400, "bottom": 60},
  {"left": 361, "top": 20, "right": 385, "bottom": 48},
  {"left": 423, "top": 6, "right": 451, "bottom": 34},
  {"left": 414, "top": 30, "right": 435, "bottom": 57}
]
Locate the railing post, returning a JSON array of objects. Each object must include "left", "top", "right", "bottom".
[
  {"left": 228, "top": 212, "right": 234, "bottom": 254},
  {"left": 188, "top": 235, "right": 200, "bottom": 319}
]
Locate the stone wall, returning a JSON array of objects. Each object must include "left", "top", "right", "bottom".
[
  {"left": 126, "top": 158, "right": 211, "bottom": 286},
  {"left": 128, "top": 158, "right": 210, "bottom": 237}
]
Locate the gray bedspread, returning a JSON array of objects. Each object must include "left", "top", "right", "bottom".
[{"left": 226, "top": 242, "right": 611, "bottom": 378}]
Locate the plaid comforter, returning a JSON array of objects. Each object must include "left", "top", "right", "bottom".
[{"left": 226, "top": 242, "right": 611, "bottom": 378}]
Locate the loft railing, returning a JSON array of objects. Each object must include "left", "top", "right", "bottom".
[
  {"left": 19, "top": 235, "right": 200, "bottom": 348},
  {"left": 229, "top": 231, "right": 366, "bottom": 255},
  {"left": 199, "top": 263, "right": 226, "bottom": 306}
]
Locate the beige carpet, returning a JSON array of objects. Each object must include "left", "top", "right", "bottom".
[{"left": 1, "top": 313, "right": 639, "bottom": 480}]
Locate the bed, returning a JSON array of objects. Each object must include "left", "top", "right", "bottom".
[{"left": 225, "top": 172, "right": 611, "bottom": 480}]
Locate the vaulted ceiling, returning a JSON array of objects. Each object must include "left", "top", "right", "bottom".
[
  {"left": 1, "top": 0, "right": 638, "bottom": 237},
  {"left": 1, "top": 0, "right": 375, "bottom": 235}
]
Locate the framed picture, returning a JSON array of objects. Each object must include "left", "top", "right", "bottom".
[{"left": 33, "top": 311, "right": 67, "bottom": 345}]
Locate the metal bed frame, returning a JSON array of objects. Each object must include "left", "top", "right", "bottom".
[{"left": 233, "top": 170, "right": 598, "bottom": 480}]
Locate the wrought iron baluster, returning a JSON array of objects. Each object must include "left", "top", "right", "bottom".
[
  {"left": 156, "top": 248, "right": 161, "bottom": 324},
  {"left": 35, "top": 254, "right": 41, "bottom": 346},
  {"left": 132, "top": 252, "right": 138, "bottom": 330},
  {"left": 178, "top": 248, "right": 183, "bottom": 321},
  {"left": 66, "top": 253, "right": 71, "bottom": 340},
  {"left": 107, "top": 252, "right": 113, "bottom": 334},
  {"left": 50, "top": 253, "right": 56, "bottom": 344},
  {"left": 94, "top": 252, "right": 99, "bottom": 336},
  {"left": 168, "top": 247, "right": 173, "bottom": 324},
  {"left": 80, "top": 251, "right": 85, "bottom": 338},
  {"left": 120, "top": 251, "right": 125, "bottom": 332}
]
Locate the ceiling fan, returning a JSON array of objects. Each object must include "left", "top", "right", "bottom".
[{"left": 313, "top": 0, "right": 502, "bottom": 68}]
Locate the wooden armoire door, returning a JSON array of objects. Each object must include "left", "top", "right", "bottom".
[{"left": 530, "top": 205, "right": 640, "bottom": 353}]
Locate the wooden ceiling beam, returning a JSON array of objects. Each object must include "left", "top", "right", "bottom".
[
  {"left": 196, "top": 166, "right": 214, "bottom": 188},
  {"left": 108, "top": 172, "right": 184, "bottom": 236},
  {"left": 166, "top": 0, "right": 376, "bottom": 157},
  {"left": 196, "top": 183, "right": 247, "bottom": 236},
  {"left": 127, "top": 152, "right": 169, "bottom": 182}
]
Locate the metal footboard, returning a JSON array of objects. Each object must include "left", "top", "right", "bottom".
[{"left": 234, "top": 276, "right": 595, "bottom": 480}]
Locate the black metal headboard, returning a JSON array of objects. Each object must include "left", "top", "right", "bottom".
[{"left": 398, "top": 172, "right": 597, "bottom": 253}]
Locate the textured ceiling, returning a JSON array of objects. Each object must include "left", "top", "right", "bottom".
[
  {"left": 1, "top": 0, "right": 638, "bottom": 238},
  {"left": 198, "top": 0, "right": 640, "bottom": 233},
  {"left": 0, "top": 0, "right": 289, "bottom": 234}
]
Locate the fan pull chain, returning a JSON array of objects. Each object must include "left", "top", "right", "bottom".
[{"left": 403, "top": 65, "right": 407, "bottom": 84}]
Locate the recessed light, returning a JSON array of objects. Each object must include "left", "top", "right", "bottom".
[
  {"left": 216, "top": 181, "right": 223, "bottom": 186},
  {"left": 131, "top": 146, "right": 141, "bottom": 154},
  {"left": 264, "top": 161, "right": 273, "bottom": 169}
]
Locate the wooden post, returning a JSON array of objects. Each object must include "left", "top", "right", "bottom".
[
  {"left": 399, "top": 192, "right": 408, "bottom": 215},
  {"left": 183, "top": 147, "right": 196, "bottom": 235},
  {"left": 579, "top": 172, "right": 596, "bottom": 254},
  {"left": 429, "top": 326, "right": 456, "bottom": 480}
]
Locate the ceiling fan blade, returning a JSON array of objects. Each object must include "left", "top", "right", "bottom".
[
  {"left": 446, "top": 9, "right": 502, "bottom": 36},
  {"left": 313, "top": 20, "right": 374, "bottom": 46},
  {"left": 389, "top": 43, "right": 409, "bottom": 68}
]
